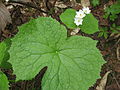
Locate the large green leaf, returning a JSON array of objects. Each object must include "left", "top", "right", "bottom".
[
  {"left": 0, "top": 42, "right": 6, "bottom": 65},
  {"left": 60, "top": 9, "right": 99, "bottom": 34},
  {"left": 9, "top": 17, "right": 105, "bottom": 90},
  {"left": 0, "top": 40, "right": 11, "bottom": 69},
  {"left": 0, "top": 72, "right": 9, "bottom": 90}
]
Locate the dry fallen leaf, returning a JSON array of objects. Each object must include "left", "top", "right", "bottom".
[
  {"left": 0, "top": 1, "right": 11, "bottom": 31},
  {"left": 7, "top": 0, "right": 32, "bottom": 7},
  {"left": 81, "top": 0, "right": 90, "bottom": 7},
  {"left": 96, "top": 71, "right": 112, "bottom": 90},
  {"left": 71, "top": 28, "right": 80, "bottom": 35},
  {"left": 19, "top": 0, "right": 31, "bottom": 2},
  {"left": 9, "top": 0, "right": 31, "bottom": 2},
  {"left": 55, "top": 1, "right": 67, "bottom": 8},
  {"left": 70, "top": 0, "right": 76, "bottom": 7}
]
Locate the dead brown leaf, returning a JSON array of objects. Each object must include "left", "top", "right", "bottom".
[
  {"left": 0, "top": 1, "right": 11, "bottom": 31},
  {"left": 11, "top": 0, "right": 31, "bottom": 2},
  {"left": 55, "top": 1, "right": 67, "bottom": 8},
  {"left": 96, "top": 71, "right": 112, "bottom": 90},
  {"left": 70, "top": 0, "right": 76, "bottom": 7},
  {"left": 81, "top": 0, "right": 90, "bottom": 7}
]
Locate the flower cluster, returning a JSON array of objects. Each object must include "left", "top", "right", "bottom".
[{"left": 74, "top": 7, "right": 91, "bottom": 26}]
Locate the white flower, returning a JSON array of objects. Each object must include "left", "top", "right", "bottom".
[
  {"left": 82, "top": 7, "right": 91, "bottom": 14},
  {"left": 5, "top": 0, "right": 9, "bottom": 2},
  {"left": 74, "top": 17, "right": 83, "bottom": 26},
  {"left": 75, "top": 10, "right": 86, "bottom": 18},
  {"left": 74, "top": 7, "right": 91, "bottom": 26}
]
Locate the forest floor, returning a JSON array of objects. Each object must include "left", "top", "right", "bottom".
[{"left": 0, "top": 0, "right": 120, "bottom": 90}]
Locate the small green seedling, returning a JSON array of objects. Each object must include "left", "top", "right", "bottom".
[
  {"left": 98, "top": 27, "right": 108, "bottom": 39},
  {"left": 104, "top": 2, "right": 120, "bottom": 21}
]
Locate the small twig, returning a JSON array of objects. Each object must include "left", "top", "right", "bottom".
[
  {"left": 53, "top": 0, "right": 57, "bottom": 7},
  {"left": 116, "top": 44, "right": 120, "bottom": 61},
  {"left": 44, "top": 0, "right": 50, "bottom": 10},
  {"left": 9, "top": 1, "right": 48, "bottom": 14},
  {"left": 111, "top": 37, "right": 120, "bottom": 49},
  {"left": 112, "top": 73, "right": 120, "bottom": 89}
]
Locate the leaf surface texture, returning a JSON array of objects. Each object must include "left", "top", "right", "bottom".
[
  {"left": 9, "top": 17, "right": 105, "bottom": 90},
  {"left": 0, "top": 72, "right": 9, "bottom": 90}
]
